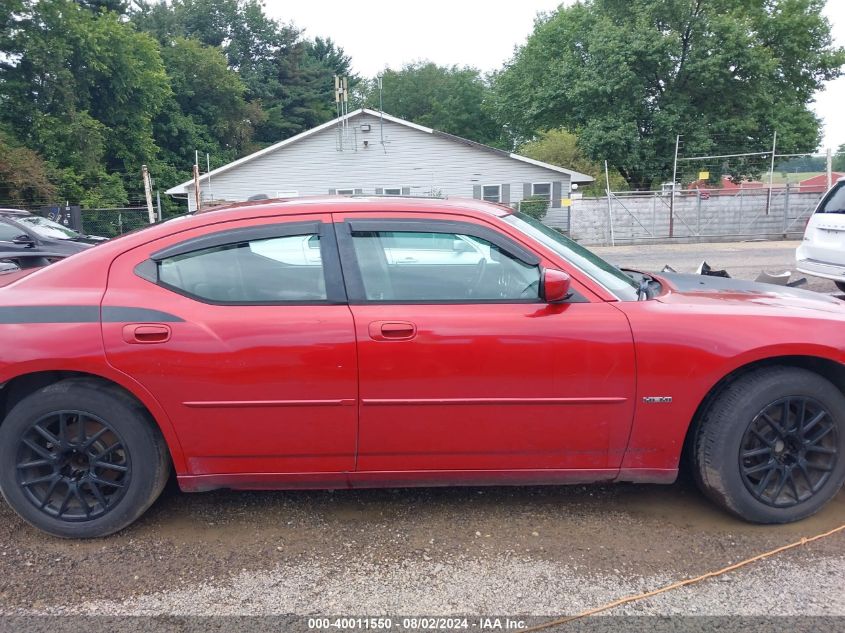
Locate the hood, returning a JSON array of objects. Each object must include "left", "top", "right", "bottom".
[{"left": 655, "top": 272, "right": 845, "bottom": 314}]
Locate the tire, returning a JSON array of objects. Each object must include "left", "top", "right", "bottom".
[
  {"left": 693, "top": 366, "right": 845, "bottom": 523},
  {"left": 0, "top": 379, "right": 170, "bottom": 538},
  {"left": 835, "top": 281, "right": 845, "bottom": 293}
]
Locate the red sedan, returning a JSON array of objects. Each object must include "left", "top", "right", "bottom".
[{"left": 0, "top": 197, "right": 843, "bottom": 537}]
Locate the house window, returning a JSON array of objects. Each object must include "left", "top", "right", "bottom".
[
  {"left": 532, "top": 183, "right": 552, "bottom": 200},
  {"left": 336, "top": 188, "right": 354, "bottom": 195},
  {"left": 383, "top": 187, "right": 402, "bottom": 196},
  {"left": 482, "top": 185, "right": 501, "bottom": 203}
]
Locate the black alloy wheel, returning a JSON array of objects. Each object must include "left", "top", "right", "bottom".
[
  {"left": 16, "top": 410, "right": 131, "bottom": 521},
  {"left": 739, "top": 397, "right": 838, "bottom": 508},
  {"left": 0, "top": 379, "right": 170, "bottom": 537}
]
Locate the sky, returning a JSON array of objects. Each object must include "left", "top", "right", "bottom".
[{"left": 265, "top": 0, "right": 845, "bottom": 152}]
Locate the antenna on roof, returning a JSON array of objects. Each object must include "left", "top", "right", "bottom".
[
  {"left": 334, "top": 75, "right": 350, "bottom": 151},
  {"left": 377, "top": 75, "right": 386, "bottom": 154}
]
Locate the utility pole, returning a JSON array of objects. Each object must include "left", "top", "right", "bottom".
[
  {"left": 605, "top": 160, "right": 615, "bottom": 246},
  {"left": 141, "top": 165, "right": 155, "bottom": 224},
  {"left": 156, "top": 190, "right": 162, "bottom": 222},
  {"left": 670, "top": 134, "right": 680, "bottom": 238},
  {"left": 827, "top": 147, "right": 833, "bottom": 190},
  {"left": 193, "top": 163, "right": 202, "bottom": 212},
  {"left": 766, "top": 131, "right": 777, "bottom": 215},
  {"left": 206, "top": 153, "right": 213, "bottom": 203}
]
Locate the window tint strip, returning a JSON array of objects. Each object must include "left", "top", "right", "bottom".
[{"left": 150, "top": 221, "right": 321, "bottom": 261}]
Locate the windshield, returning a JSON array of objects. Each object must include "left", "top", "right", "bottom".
[
  {"left": 815, "top": 181, "right": 845, "bottom": 213},
  {"left": 15, "top": 215, "right": 80, "bottom": 240},
  {"left": 503, "top": 212, "right": 639, "bottom": 300}
]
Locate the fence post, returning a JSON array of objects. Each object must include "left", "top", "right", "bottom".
[
  {"left": 696, "top": 190, "right": 702, "bottom": 240},
  {"left": 783, "top": 184, "right": 791, "bottom": 236},
  {"left": 652, "top": 193, "right": 657, "bottom": 237},
  {"left": 566, "top": 199, "right": 572, "bottom": 237}
]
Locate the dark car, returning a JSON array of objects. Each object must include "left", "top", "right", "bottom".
[{"left": 0, "top": 209, "right": 106, "bottom": 257}]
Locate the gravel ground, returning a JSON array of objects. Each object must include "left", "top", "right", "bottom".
[{"left": 1, "top": 239, "right": 843, "bottom": 626}]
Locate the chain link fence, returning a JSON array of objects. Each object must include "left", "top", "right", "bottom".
[{"left": 79, "top": 207, "right": 152, "bottom": 238}]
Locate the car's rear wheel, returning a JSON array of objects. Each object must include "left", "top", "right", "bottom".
[
  {"left": 693, "top": 366, "right": 845, "bottom": 523},
  {"left": 0, "top": 379, "right": 170, "bottom": 538},
  {"left": 834, "top": 281, "right": 845, "bottom": 293}
]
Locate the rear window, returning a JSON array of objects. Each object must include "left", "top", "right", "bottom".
[{"left": 816, "top": 182, "right": 845, "bottom": 214}]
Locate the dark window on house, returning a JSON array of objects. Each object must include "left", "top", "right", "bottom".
[
  {"left": 482, "top": 185, "right": 501, "bottom": 203},
  {"left": 532, "top": 183, "right": 552, "bottom": 200}
]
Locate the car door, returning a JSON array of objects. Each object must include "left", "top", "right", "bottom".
[
  {"left": 0, "top": 219, "right": 33, "bottom": 253},
  {"left": 101, "top": 214, "right": 358, "bottom": 476},
  {"left": 334, "top": 213, "right": 637, "bottom": 474}
]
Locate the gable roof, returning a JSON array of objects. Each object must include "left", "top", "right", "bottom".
[{"left": 166, "top": 108, "right": 593, "bottom": 195}]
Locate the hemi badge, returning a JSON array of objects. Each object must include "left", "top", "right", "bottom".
[{"left": 643, "top": 396, "right": 672, "bottom": 404}]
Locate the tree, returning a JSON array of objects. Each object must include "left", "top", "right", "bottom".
[
  {"left": 833, "top": 143, "right": 845, "bottom": 172},
  {"left": 518, "top": 128, "right": 626, "bottom": 194},
  {"left": 0, "top": 128, "right": 56, "bottom": 207},
  {"left": 493, "top": 0, "right": 845, "bottom": 189},
  {"left": 131, "top": 0, "right": 352, "bottom": 145},
  {"left": 369, "top": 62, "right": 504, "bottom": 148},
  {"left": 1, "top": 0, "right": 170, "bottom": 203},
  {"left": 155, "top": 37, "right": 251, "bottom": 164}
]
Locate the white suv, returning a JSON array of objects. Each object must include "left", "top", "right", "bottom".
[{"left": 796, "top": 177, "right": 845, "bottom": 292}]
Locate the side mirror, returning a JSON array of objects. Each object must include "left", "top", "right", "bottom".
[
  {"left": 12, "top": 234, "right": 35, "bottom": 247},
  {"left": 542, "top": 268, "right": 572, "bottom": 303}
]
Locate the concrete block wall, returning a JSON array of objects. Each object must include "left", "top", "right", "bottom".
[{"left": 543, "top": 189, "right": 824, "bottom": 245}]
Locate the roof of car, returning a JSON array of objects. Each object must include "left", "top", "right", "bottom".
[
  {"left": 0, "top": 209, "right": 31, "bottom": 217},
  {"left": 201, "top": 195, "right": 514, "bottom": 218}
]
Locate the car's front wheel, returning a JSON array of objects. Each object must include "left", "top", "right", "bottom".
[
  {"left": 693, "top": 366, "right": 845, "bottom": 523},
  {"left": 0, "top": 379, "right": 170, "bottom": 538}
]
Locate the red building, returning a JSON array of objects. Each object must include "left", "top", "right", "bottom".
[{"left": 797, "top": 172, "right": 845, "bottom": 193}]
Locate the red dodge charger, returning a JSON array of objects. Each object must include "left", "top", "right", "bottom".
[{"left": 0, "top": 197, "right": 843, "bottom": 537}]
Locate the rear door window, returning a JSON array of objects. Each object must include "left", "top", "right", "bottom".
[
  {"left": 816, "top": 182, "right": 845, "bottom": 213},
  {"left": 157, "top": 233, "right": 328, "bottom": 303}
]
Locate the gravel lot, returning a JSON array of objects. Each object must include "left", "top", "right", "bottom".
[{"left": 0, "top": 239, "right": 843, "bottom": 627}]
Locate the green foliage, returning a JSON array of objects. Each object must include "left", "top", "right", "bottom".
[
  {"left": 518, "top": 195, "right": 551, "bottom": 220},
  {"left": 1, "top": 0, "right": 170, "bottom": 206},
  {"left": 0, "top": 0, "right": 356, "bottom": 211},
  {"left": 493, "top": 0, "right": 845, "bottom": 190},
  {"left": 0, "top": 128, "right": 56, "bottom": 206},
  {"left": 131, "top": 0, "right": 354, "bottom": 146},
  {"left": 518, "top": 128, "right": 626, "bottom": 195},
  {"left": 366, "top": 62, "right": 505, "bottom": 148},
  {"left": 833, "top": 144, "right": 845, "bottom": 172}
]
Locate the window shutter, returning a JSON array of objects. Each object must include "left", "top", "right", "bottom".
[
  {"left": 354, "top": 188, "right": 363, "bottom": 194},
  {"left": 501, "top": 184, "right": 511, "bottom": 204},
  {"left": 328, "top": 188, "right": 336, "bottom": 195},
  {"left": 552, "top": 181, "right": 562, "bottom": 208},
  {"left": 472, "top": 185, "right": 481, "bottom": 199},
  {"left": 375, "top": 187, "right": 383, "bottom": 195},
  {"left": 523, "top": 183, "right": 532, "bottom": 199},
  {"left": 401, "top": 186, "right": 410, "bottom": 195}
]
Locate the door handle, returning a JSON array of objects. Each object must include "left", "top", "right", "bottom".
[
  {"left": 122, "top": 324, "right": 171, "bottom": 344},
  {"left": 368, "top": 321, "right": 417, "bottom": 341}
]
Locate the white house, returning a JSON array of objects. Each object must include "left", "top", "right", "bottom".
[{"left": 166, "top": 108, "right": 593, "bottom": 213}]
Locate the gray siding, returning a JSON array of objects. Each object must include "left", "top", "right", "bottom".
[{"left": 187, "top": 113, "right": 572, "bottom": 211}]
